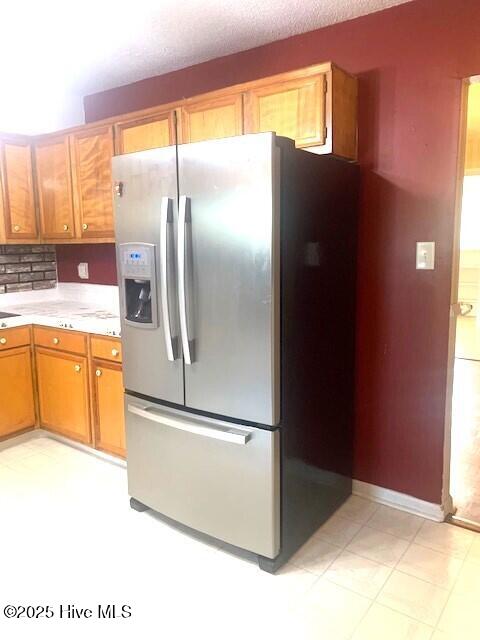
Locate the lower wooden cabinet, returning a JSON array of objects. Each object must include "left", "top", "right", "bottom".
[
  {"left": 3, "top": 327, "right": 126, "bottom": 458},
  {"left": 92, "top": 360, "right": 126, "bottom": 457},
  {"left": 35, "top": 347, "right": 91, "bottom": 444},
  {"left": 0, "top": 345, "right": 35, "bottom": 437}
]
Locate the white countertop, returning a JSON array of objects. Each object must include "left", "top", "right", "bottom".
[{"left": 0, "top": 283, "right": 121, "bottom": 337}]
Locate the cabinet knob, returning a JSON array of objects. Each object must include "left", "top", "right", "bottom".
[
  {"left": 111, "top": 348, "right": 119, "bottom": 357},
  {"left": 74, "top": 364, "right": 81, "bottom": 372},
  {"left": 82, "top": 223, "right": 88, "bottom": 231},
  {"left": 0, "top": 337, "right": 6, "bottom": 345},
  {"left": 63, "top": 224, "right": 69, "bottom": 231},
  {"left": 95, "top": 369, "right": 102, "bottom": 377},
  {"left": 53, "top": 337, "right": 60, "bottom": 345},
  {"left": 13, "top": 225, "right": 20, "bottom": 232}
]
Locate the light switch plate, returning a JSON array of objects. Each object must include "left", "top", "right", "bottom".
[
  {"left": 78, "top": 262, "right": 89, "bottom": 279},
  {"left": 416, "top": 242, "right": 435, "bottom": 270}
]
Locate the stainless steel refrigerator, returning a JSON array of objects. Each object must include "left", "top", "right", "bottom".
[{"left": 113, "top": 132, "right": 358, "bottom": 572}]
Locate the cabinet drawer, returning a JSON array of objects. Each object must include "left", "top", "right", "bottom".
[
  {"left": 0, "top": 326, "right": 30, "bottom": 351},
  {"left": 90, "top": 336, "right": 122, "bottom": 363},
  {"left": 126, "top": 397, "right": 280, "bottom": 558},
  {"left": 33, "top": 326, "right": 86, "bottom": 355}
]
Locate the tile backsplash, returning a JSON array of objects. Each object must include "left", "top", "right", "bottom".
[{"left": 0, "top": 245, "right": 57, "bottom": 293}]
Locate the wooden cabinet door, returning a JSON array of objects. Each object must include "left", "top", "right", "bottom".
[
  {"left": 115, "top": 111, "right": 176, "bottom": 154},
  {"left": 92, "top": 360, "right": 125, "bottom": 457},
  {"left": 0, "top": 346, "right": 35, "bottom": 437},
  {"left": 35, "top": 135, "right": 75, "bottom": 239},
  {"left": 0, "top": 138, "right": 38, "bottom": 240},
  {"left": 35, "top": 347, "right": 91, "bottom": 443},
  {"left": 181, "top": 94, "right": 243, "bottom": 144},
  {"left": 244, "top": 75, "right": 326, "bottom": 148},
  {"left": 70, "top": 125, "right": 114, "bottom": 239}
]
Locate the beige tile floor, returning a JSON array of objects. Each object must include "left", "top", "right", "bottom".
[
  {"left": 1, "top": 435, "right": 480, "bottom": 640},
  {"left": 451, "top": 358, "right": 480, "bottom": 523}
]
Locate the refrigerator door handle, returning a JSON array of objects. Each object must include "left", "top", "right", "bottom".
[
  {"left": 127, "top": 403, "right": 251, "bottom": 445},
  {"left": 160, "top": 196, "right": 178, "bottom": 361},
  {"left": 178, "top": 195, "right": 193, "bottom": 364}
]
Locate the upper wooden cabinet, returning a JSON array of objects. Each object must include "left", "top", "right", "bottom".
[
  {"left": 34, "top": 135, "right": 75, "bottom": 240},
  {"left": 115, "top": 111, "right": 176, "bottom": 154},
  {"left": 0, "top": 62, "right": 356, "bottom": 245},
  {"left": 70, "top": 125, "right": 115, "bottom": 239},
  {"left": 244, "top": 64, "right": 357, "bottom": 158},
  {"left": 244, "top": 75, "right": 326, "bottom": 148},
  {"left": 0, "top": 136, "right": 38, "bottom": 241},
  {"left": 180, "top": 94, "right": 244, "bottom": 144}
]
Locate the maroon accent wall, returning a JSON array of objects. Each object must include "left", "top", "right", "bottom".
[
  {"left": 56, "top": 244, "right": 117, "bottom": 285},
  {"left": 84, "top": 0, "right": 480, "bottom": 503}
]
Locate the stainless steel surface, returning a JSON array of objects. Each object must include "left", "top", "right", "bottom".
[
  {"left": 127, "top": 402, "right": 251, "bottom": 444},
  {"left": 126, "top": 394, "right": 280, "bottom": 558},
  {"left": 177, "top": 133, "right": 280, "bottom": 425},
  {"left": 178, "top": 195, "right": 193, "bottom": 365},
  {"left": 160, "top": 196, "right": 178, "bottom": 361},
  {"left": 113, "top": 146, "right": 184, "bottom": 405}
]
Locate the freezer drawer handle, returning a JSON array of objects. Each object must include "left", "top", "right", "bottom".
[
  {"left": 127, "top": 403, "right": 251, "bottom": 445},
  {"left": 160, "top": 196, "right": 179, "bottom": 361},
  {"left": 178, "top": 195, "right": 193, "bottom": 364}
]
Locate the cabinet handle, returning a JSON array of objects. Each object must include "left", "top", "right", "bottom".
[
  {"left": 95, "top": 369, "right": 102, "bottom": 377},
  {"left": 111, "top": 348, "right": 119, "bottom": 357},
  {"left": 53, "top": 337, "right": 60, "bottom": 345},
  {"left": 82, "top": 223, "right": 88, "bottom": 231},
  {"left": 63, "top": 224, "right": 69, "bottom": 231},
  {"left": 13, "top": 225, "right": 20, "bottom": 232},
  {"left": 0, "top": 337, "right": 6, "bottom": 345},
  {"left": 74, "top": 364, "right": 81, "bottom": 372}
]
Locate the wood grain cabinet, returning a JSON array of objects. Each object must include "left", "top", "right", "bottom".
[
  {"left": 0, "top": 328, "right": 35, "bottom": 438},
  {"left": 91, "top": 336, "right": 125, "bottom": 457},
  {"left": 92, "top": 360, "right": 125, "bottom": 457},
  {"left": 34, "top": 134, "right": 75, "bottom": 240},
  {"left": 114, "top": 111, "right": 176, "bottom": 154},
  {"left": 0, "top": 62, "right": 356, "bottom": 246},
  {"left": 245, "top": 74, "right": 326, "bottom": 148},
  {"left": 244, "top": 64, "right": 357, "bottom": 158},
  {"left": 35, "top": 347, "right": 91, "bottom": 444},
  {"left": 70, "top": 125, "right": 115, "bottom": 240},
  {"left": 181, "top": 94, "right": 244, "bottom": 144},
  {"left": 0, "top": 136, "right": 38, "bottom": 242}
]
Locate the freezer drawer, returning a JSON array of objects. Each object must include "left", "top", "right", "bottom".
[{"left": 125, "top": 394, "right": 280, "bottom": 558}]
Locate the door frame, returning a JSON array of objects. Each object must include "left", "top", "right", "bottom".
[{"left": 442, "top": 77, "right": 473, "bottom": 517}]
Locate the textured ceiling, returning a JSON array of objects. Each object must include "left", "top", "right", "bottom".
[{"left": 0, "top": 0, "right": 411, "bottom": 133}]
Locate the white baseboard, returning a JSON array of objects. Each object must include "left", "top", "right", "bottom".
[{"left": 353, "top": 479, "right": 445, "bottom": 522}]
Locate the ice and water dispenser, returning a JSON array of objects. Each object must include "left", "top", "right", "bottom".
[{"left": 119, "top": 243, "right": 158, "bottom": 328}]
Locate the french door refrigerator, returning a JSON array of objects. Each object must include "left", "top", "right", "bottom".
[{"left": 113, "top": 132, "right": 358, "bottom": 572}]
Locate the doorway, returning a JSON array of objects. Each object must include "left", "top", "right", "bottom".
[{"left": 447, "top": 78, "right": 480, "bottom": 528}]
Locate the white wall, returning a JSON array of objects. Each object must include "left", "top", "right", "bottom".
[{"left": 0, "top": 91, "right": 85, "bottom": 135}]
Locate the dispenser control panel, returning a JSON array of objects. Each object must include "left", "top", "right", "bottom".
[{"left": 120, "top": 243, "right": 155, "bottom": 278}]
